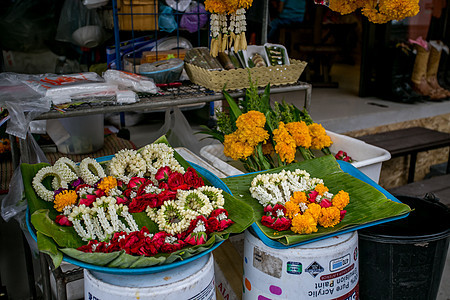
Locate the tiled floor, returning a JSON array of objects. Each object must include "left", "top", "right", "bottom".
[{"left": 1, "top": 63, "right": 449, "bottom": 299}]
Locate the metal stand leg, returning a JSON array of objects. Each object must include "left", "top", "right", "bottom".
[
  {"left": 407, "top": 152, "right": 418, "bottom": 183},
  {"left": 39, "top": 253, "right": 52, "bottom": 300}
]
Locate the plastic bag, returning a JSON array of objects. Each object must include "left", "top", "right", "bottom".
[
  {"left": 159, "top": 5, "right": 178, "bottom": 33},
  {"left": 0, "top": 73, "right": 51, "bottom": 140},
  {"left": 145, "top": 107, "right": 203, "bottom": 155},
  {"left": 1, "top": 132, "right": 48, "bottom": 223},
  {"left": 0, "top": 0, "right": 58, "bottom": 52},
  {"left": 103, "top": 69, "right": 159, "bottom": 93},
  {"left": 180, "top": 1, "right": 208, "bottom": 33},
  {"left": 55, "top": 0, "right": 104, "bottom": 48}
]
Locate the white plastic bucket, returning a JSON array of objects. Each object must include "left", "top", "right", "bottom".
[
  {"left": 243, "top": 230, "right": 359, "bottom": 299},
  {"left": 84, "top": 253, "right": 216, "bottom": 300}
]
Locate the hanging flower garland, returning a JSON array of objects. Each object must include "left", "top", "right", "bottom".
[
  {"left": 205, "top": 0, "right": 253, "bottom": 57},
  {"left": 319, "top": 0, "right": 420, "bottom": 24}
]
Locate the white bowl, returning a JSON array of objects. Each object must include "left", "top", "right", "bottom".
[{"left": 72, "top": 25, "right": 102, "bottom": 48}]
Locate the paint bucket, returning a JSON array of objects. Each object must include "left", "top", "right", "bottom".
[
  {"left": 243, "top": 229, "right": 359, "bottom": 299},
  {"left": 84, "top": 253, "right": 216, "bottom": 300}
]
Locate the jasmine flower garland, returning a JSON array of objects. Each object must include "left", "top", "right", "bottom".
[
  {"left": 79, "top": 158, "right": 106, "bottom": 186},
  {"left": 140, "top": 143, "right": 184, "bottom": 176},
  {"left": 32, "top": 166, "right": 68, "bottom": 202},
  {"left": 53, "top": 157, "right": 79, "bottom": 182},
  {"left": 250, "top": 169, "right": 349, "bottom": 233}
]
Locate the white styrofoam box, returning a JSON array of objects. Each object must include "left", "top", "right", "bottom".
[
  {"left": 199, "top": 131, "right": 391, "bottom": 183},
  {"left": 175, "top": 147, "right": 228, "bottom": 179}
]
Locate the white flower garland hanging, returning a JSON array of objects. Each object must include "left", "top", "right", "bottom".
[{"left": 107, "top": 149, "right": 147, "bottom": 183}]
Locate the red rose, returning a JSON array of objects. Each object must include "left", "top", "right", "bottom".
[
  {"left": 94, "top": 189, "right": 106, "bottom": 197},
  {"left": 115, "top": 195, "right": 129, "bottom": 205},
  {"left": 168, "top": 173, "right": 189, "bottom": 191},
  {"left": 264, "top": 205, "right": 273, "bottom": 214},
  {"left": 320, "top": 199, "right": 332, "bottom": 208},
  {"left": 272, "top": 204, "right": 286, "bottom": 218},
  {"left": 161, "top": 239, "right": 185, "bottom": 253},
  {"left": 155, "top": 166, "right": 172, "bottom": 181},
  {"left": 55, "top": 215, "right": 72, "bottom": 226},
  {"left": 206, "top": 217, "right": 219, "bottom": 234},
  {"left": 79, "top": 195, "right": 96, "bottom": 207},
  {"left": 271, "top": 217, "right": 291, "bottom": 231},
  {"left": 127, "top": 177, "right": 146, "bottom": 190},
  {"left": 159, "top": 182, "right": 169, "bottom": 190},
  {"left": 308, "top": 190, "right": 319, "bottom": 203},
  {"left": 218, "top": 219, "right": 234, "bottom": 231},
  {"left": 340, "top": 210, "right": 347, "bottom": 221},
  {"left": 183, "top": 168, "right": 205, "bottom": 189},
  {"left": 157, "top": 190, "right": 177, "bottom": 204},
  {"left": 261, "top": 215, "right": 275, "bottom": 227},
  {"left": 185, "top": 232, "right": 207, "bottom": 246},
  {"left": 128, "top": 197, "right": 152, "bottom": 213}
]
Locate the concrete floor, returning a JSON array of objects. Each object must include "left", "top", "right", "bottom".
[{"left": 1, "top": 63, "right": 449, "bottom": 299}]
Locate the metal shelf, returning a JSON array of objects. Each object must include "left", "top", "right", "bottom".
[{"left": 35, "top": 81, "right": 311, "bottom": 120}]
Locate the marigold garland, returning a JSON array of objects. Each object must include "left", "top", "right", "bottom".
[{"left": 327, "top": 0, "right": 420, "bottom": 24}]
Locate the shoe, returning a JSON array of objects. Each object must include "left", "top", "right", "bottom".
[{"left": 427, "top": 41, "right": 450, "bottom": 99}]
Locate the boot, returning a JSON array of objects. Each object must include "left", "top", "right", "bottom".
[
  {"left": 427, "top": 41, "right": 450, "bottom": 98},
  {"left": 411, "top": 44, "right": 447, "bottom": 101}
]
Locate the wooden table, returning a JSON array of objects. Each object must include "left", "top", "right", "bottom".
[{"left": 358, "top": 127, "right": 450, "bottom": 183}]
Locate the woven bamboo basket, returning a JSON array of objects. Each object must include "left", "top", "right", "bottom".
[{"left": 184, "top": 59, "right": 307, "bottom": 91}]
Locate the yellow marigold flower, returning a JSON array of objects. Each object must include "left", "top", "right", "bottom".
[
  {"left": 332, "top": 190, "right": 350, "bottom": 210},
  {"left": 237, "top": 127, "right": 269, "bottom": 148},
  {"left": 308, "top": 123, "right": 333, "bottom": 150},
  {"left": 262, "top": 142, "right": 275, "bottom": 156},
  {"left": 291, "top": 213, "right": 318, "bottom": 234},
  {"left": 379, "top": 0, "right": 419, "bottom": 20},
  {"left": 275, "top": 142, "right": 296, "bottom": 163},
  {"left": 285, "top": 200, "right": 300, "bottom": 219},
  {"left": 236, "top": 111, "right": 266, "bottom": 130},
  {"left": 290, "top": 191, "right": 308, "bottom": 204},
  {"left": 204, "top": 0, "right": 227, "bottom": 14},
  {"left": 314, "top": 183, "right": 329, "bottom": 196},
  {"left": 97, "top": 176, "right": 118, "bottom": 195},
  {"left": 329, "top": 0, "right": 364, "bottom": 15},
  {"left": 224, "top": 132, "right": 254, "bottom": 160},
  {"left": 318, "top": 206, "right": 341, "bottom": 228},
  {"left": 286, "top": 121, "right": 311, "bottom": 148},
  {"left": 54, "top": 190, "right": 78, "bottom": 212},
  {"left": 239, "top": 0, "right": 253, "bottom": 9},
  {"left": 273, "top": 122, "right": 297, "bottom": 163},
  {"left": 0, "top": 138, "right": 11, "bottom": 154},
  {"left": 305, "top": 203, "right": 322, "bottom": 222}
]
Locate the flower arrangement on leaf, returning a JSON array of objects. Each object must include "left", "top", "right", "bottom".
[
  {"left": 250, "top": 169, "right": 349, "bottom": 234},
  {"left": 26, "top": 140, "right": 249, "bottom": 267},
  {"left": 205, "top": 0, "right": 253, "bottom": 56},
  {"left": 201, "top": 79, "right": 333, "bottom": 172},
  {"left": 315, "top": 0, "right": 419, "bottom": 24}
]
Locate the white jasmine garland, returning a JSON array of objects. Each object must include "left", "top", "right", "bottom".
[
  {"left": 79, "top": 158, "right": 106, "bottom": 186},
  {"left": 216, "top": 212, "right": 228, "bottom": 221},
  {"left": 32, "top": 166, "right": 68, "bottom": 202},
  {"left": 165, "top": 236, "right": 178, "bottom": 244},
  {"left": 140, "top": 143, "right": 184, "bottom": 176},
  {"left": 144, "top": 184, "right": 162, "bottom": 195},
  {"left": 299, "top": 202, "right": 308, "bottom": 213},
  {"left": 197, "top": 186, "right": 225, "bottom": 209},
  {"left": 250, "top": 169, "right": 327, "bottom": 208},
  {"left": 177, "top": 190, "right": 213, "bottom": 218},
  {"left": 107, "top": 149, "right": 146, "bottom": 183},
  {"left": 156, "top": 200, "right": 190, "bottom": 235},
  {"left": 145, "top": 206, "right": 158, "bottom": 222},
  {"left": 119, "top": 205, "right": 139, "bottom": 232},
  {"left": 53, "top": 157, "right": 79, "bottom": 182}
]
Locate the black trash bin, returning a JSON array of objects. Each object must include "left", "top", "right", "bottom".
[{"left": 359, "top": 194, "right": 450, "bottom": 300}]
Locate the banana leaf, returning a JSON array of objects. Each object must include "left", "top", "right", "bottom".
[
  {"left": 22, "top": 136, "right": 256, "bottom": 270},
  {"left": 222, "top": 155, "right": 411, "bottom": 246}
]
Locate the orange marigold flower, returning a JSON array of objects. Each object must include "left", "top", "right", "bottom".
[
  {"left": 290, "top": 191, "right": 308, "bottom": 204},
  {"left": 286, "top": 121, "right": 311, "bottom": 148},
  {"left": 285, "top": 200, "right": 300, "bottom": 219},
  {"left": 305, "top": 203, "right": 322, "bottom": 221},
  {"left": 308, "top": 123, "right": 333, "bottom": 150},
  {"left": 237, "top": 127, "right": 269, "bottom": 148},
  {"left": 318, "top": 206, "right": 341, "bottom": 228},
  {"left": 273, "top": 122, "right": 297, "bottom": 163},
  {"left": 236, "top": 110, "right": 266, "bottom": 129},
  {"left": 314, "top": 183, "right": 329, "bottom": 195},
  {"left": 54, "top": 190, "right": 78, "bottom": 212},
  {"left": 97, "top": 176, "right": 118, "bottom": 195},
  {"left": 224, "top": 132, "right": 254, "bottom": 160},
  {"left": 332, "top": 190, "right": 350, "bottom": 210},
  {"left": 291, "top": 213, "right": 318, "bottom": 234}
]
